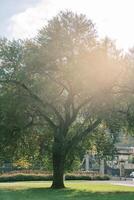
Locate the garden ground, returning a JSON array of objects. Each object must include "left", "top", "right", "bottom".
[{"left": 0, "top": 181, "right": 134, "bottom": 200}]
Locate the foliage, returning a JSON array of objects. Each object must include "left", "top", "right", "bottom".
[
  {"left": 0, "top": 10, "right": 130, "bottom": 188},
  {"left": 90, "top": 126, "right": 117, "bottom": 160},
  {"left": 13, "top": 158, "right": 32, "bottom": 169},
  {"left": 0, "top": 173, "right": 110, "bottom": 182}
]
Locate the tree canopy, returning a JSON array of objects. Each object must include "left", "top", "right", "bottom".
[{"left": 0, "top": 11, "right": 133, "bottom": 188}]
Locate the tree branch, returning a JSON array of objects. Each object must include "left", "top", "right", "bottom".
[
  {"left": 38, "top": 110, "right": 57, "bottom": 129},
  {"left": 66, "top": 96, "right": 93, "bottom": 128},
  {"left": 66, "top": 119, "right": 101, "bottom": 153},
  {"left": 45, "top": 72, "right": 69, "bottom": 92},
  {"left": 0, "top": 79, "right": 64, "bottom": 126}
]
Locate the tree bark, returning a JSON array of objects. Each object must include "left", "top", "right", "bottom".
[{"left": 51, "top": 138, "right": 65, "bottom": 189}]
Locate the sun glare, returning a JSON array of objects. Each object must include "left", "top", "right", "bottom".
[{"left": 7, "top": 0, "right": 134, "bottom": 51}]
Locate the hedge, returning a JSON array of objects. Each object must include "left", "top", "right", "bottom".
[
  {"left": 0, "top": 173, "right": 110, "bottom": 182},
  {"left": 65, "top": 174, "right": 110, "bottom": 180},
  {"left": 0, "top": 174, "right": 52, "bottom": 182}
]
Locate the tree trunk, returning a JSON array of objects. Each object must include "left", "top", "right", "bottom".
[{"left": 51, "top": 139, "right": 65, "bottom": 189}]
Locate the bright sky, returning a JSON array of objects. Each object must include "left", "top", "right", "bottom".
[{"left": 1, "top": 0, "right": 134, "bottom": 51}]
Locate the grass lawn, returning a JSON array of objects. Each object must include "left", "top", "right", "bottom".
[{"left": 0, "top": 181, "right": 133, "bottom": 200}]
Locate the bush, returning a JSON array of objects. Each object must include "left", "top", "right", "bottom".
[
  {"left": 65, "top": 175, "right": 92, "bottom": 180},
  {"left": 0, "top": 173, "right": 110, "bottom": 182},
  {"left": 0, "top": 174, "right": 52, "bottom": 182},
  {"left": 65, "top": 174, "right": 110, "bottom": 181},
  {"left": 92, "top": 175, "right": 110, "bottom": 180}
]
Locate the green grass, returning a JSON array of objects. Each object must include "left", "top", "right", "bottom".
[{"left": 0, "top": 181, "right": 133, "bottom": 200}]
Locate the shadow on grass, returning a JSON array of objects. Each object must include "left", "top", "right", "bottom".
[{"left": 0, "top": 187, "right": 134, "bottom": 200}]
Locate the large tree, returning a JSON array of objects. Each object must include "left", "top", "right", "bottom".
[{"left": 0, "top": 11, "right": 122, "bottom": 188}]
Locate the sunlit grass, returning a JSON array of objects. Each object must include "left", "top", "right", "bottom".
[{"left": 0, "top": 181, "right": 134, "bottom": 200}]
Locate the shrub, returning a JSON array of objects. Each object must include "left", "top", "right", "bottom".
[
  {"left": 65, "top": 175, "right": 92, "bottom": 180},
  {"left": 0, "top": 174, "right": 52, "bottom": 182},
  {"left": 65, "top": 174, "right": 110, "bottom": 181},
  {"left": 92, "top": 175, "right": 110, "bottom": 180},
  {"left": 0, "top": 173, "right": 110, "bottom": 182}
]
